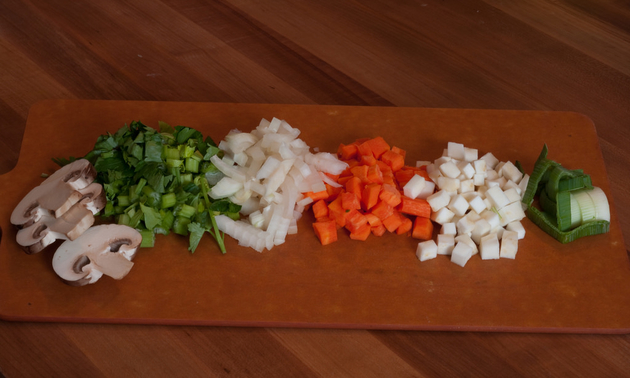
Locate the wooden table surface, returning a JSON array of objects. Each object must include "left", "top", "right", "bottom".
[{"left": 1, "top": 1, "right": 629, "bottom": 377}]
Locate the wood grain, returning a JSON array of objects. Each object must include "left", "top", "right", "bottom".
[{"left": 1, "top": 0, "right": 629, "bottom": 377}]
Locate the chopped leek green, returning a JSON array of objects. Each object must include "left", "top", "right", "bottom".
[{"left": 54, "top": 120, "right": 241, "bottom": 253}]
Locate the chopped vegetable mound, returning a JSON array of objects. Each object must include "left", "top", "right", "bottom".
[{"left": 55, "top": 121, "right": 241, "bottom": 253}]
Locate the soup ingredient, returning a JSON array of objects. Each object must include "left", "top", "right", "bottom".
[
  {"left": 52, "top": 224, "right": 142, "bottom": 286},
  {"left": 522, "top": 144, "right": 610, "bottom": 243},
  {"left": 11, "top": 159, "right": 106, "bottom": 254}
]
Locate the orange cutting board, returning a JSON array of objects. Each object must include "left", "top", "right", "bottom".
[{"left": 1, "top": 100, "right": 628, "bottom": 333}]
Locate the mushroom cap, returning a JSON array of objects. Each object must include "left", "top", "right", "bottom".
[
  {"left": 11, "top": 159, "right": 98, "bottom": 227},
  {"left": 52, "top": 224, "right": 142, "bottom": 286}
]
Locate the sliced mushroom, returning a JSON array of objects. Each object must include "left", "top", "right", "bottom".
[
  {"left": 11, "top": 160, "right": 107, "bottom": 253},
  {"left": 52, "top": 224, "right": 142, "bottom": 286},
  {"left": 11, "top": 159, "right": 98, "bottom": 228}
]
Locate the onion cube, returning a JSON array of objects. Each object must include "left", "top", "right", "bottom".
[
  {"left": 451, "top": 241, "right": 473, "bottom": 267},
  {"left": 416, "top": 240, "right": 438, "bottom": 261}
]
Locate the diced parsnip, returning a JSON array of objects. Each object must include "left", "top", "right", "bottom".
[
  {"left": 468, "top": 195, "right": 487, "bottom": 214},
  {"left": 459, "top": 179, "right": 475, "bottom": 194},
  {"left": 416, "top": 240, "right": 438, "bottom": 261},
  {"left": 503, "top": 187, "right": 522, "bottom": 204},
  {"left": 464, "top": 147, "right": 478, "bottom": 162},
  {"left": 456, "top": 215, "right": 476, "bottom": 235},
  {"left": 473, "top": 173, "right": 486, "bottom": 186},
  {"left": 473, "top": 159, "right": 486, "bottom": 173},
  {"left": 451, "top": 241, "right": 473, "bottom": 267},
  {"left": 455, "top": 234, "right": 478, "bottom": 255},
  {"left": 480, "top": 233, "right": 500, "bottom": 260},
  {"left": 480, "top": 152, "right": 500, "bottom": 170},
  {"left": 437, "top": 176, "right": 460, "bottom": 192},
  {"left": 500, "top": 161, "right": 523, "bottom": 184},
  {"left": 506, "top": 221, "right": 526, "bottom": 239},
  {"left": 457, "top": 161, "right": 476, "bottom": 179},
  {"left": 416, "top": 181, "right": 436, "bottom": 200},
  {"left": 440, "top": 222, "right": 457, "bottom": 235},
  {"left": 480, "top": 209, "right": 501, "bottom": 230},
  {"left": 500, "top": 230, "right": 519, "bottom": 259},
  {"left": 431, "top": 207, "right": 455, "bottom": 225},
  {"left": 403, "top": 174, "right": 426, "bottom": 199},
  {"left": 448, "top": 195, "right": 469, "bottom": 217},
  {"left": 437, "top": 234, "right": 455, "bottom": 255},
  {"left": 471, "top": 218, "right": 492, "bottom": 244},
  {"left": 498, "top": 201, "right": 526, "bottom": 227},
  {"left": 447, "top": 142, "right": 466, "bottom": 160},
  {"left": 485, "top": 186, "right": 510, "bottom": 210},
  {"left": 427, "top": 190, "right": 452, "bottom": 212},
  {"left": 503, "top": 180, "right": 522, "bottom": 195},
  {"left": 439, "top": 160, "right": 461, "bottom": 178},
  {"left": 485, "top": 169, "right": 499, "bottom": 180}
]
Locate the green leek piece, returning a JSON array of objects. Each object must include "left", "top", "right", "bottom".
[
  {"left": 555, "top": 190, "right": 573, "bottom": 231},
  {"left": 526, "top": 205, "right": 609, "bottom": 244},
  {"left": 522, "top": 144, "right": 559, "bottom": 206}
]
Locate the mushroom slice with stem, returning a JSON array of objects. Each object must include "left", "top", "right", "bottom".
[
  {"left": 52, "top": 224, "right": 142, "bottom": 286},
  {"left": 11, "top": 159, "right": 98, "bottom": 228}
]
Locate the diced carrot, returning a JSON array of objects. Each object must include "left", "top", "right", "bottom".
[
  {"left": 345, "top": 209, "right": 368, "bottom": 234},
  {"left": 341, "top": 159, "right": 360, "bottom": 171},
  {"left": 396, "top": 216, "right": 413, "bottom": 235},
  {"left": 337, "top": 143, "right": 358, "bottom": 160},
  {"left": 345, "top": 176, "right": 363, "bottom": 200},
  {"left": 395, "top": 169, "right": 417, "bottom": 188},
  {"left": 380, "top": 150, "right": 405, "bottom": 172},
  {"left": 350, "top": 165, "right": 370, "bottom": 183},
  {"left": 370, "top": 200, "right": 394, "bottom": 220},
  {"left": 382, "top": 211, "right": 403, "bottom": 233},
  {"left": 412, "top": 217, "right": 434, "bottom": 240},
  {"left": 352, "top": 137, "right": 371, "bottom": 146},
  {"left": 367, "top": 164, "right": 384, "bottom": 184},
  {"left": 379, "top": 183, "right": 402, "bottom": 207},
  {"left": 341, "top": 191, "right": 361, "bottom": 210},
  {"left": 371, "top": 223, "right": 387, "bottom": 237},
  {"left": 391, "top": 146, "right": 406, "bottom": 159},
  {"left": 349, "top": 223, "right": 371, "bottom": 241},
  {"left": 367, "top": 136, "right": 391, "bottom": 159},
  {"left": 327, "top": 196, "right": 346, "bottom": 227},
  {"left": 312, "top": 199, "right": 329, "bottom": 219},
  {"left": 325, "top": 183, "right": 343, "bottom": 201},
  {"left": 304, "top": 190, "right": 329, "bottom": 202},
  {"left": 337, "top": 175, "right": 353, "bottom": 186},
  {"left": 364, "top": 213, "right": 382, "bottom": 227},
  {"left": 361, "top": 183, "right": 381, "bottom": 211},
  {"left": 359, "top": 154, "right": 377, "bottom": 166},
  {"left": 313, "top": 219, "right": 338, "bottom": 245},
  {"left": 398, "top": 197, "right": 431, "bottom": 218},
  {"left": 356, "top": 141, "right": 374, "bottom": 158},
  {"left": 324, "top": 172, "right": 340, "bottom": 182}
]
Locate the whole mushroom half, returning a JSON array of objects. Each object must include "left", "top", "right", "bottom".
[
  {"left": 52, "top": 224, "right": 142, "bottom": 286},
  {"left": 11, "top": 159, "right": 106, "bottom": 253}
]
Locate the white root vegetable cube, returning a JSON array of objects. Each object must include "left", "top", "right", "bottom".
[
  {"left": 480, "top": 233, "right": 500, "bottom": 260},
  {"left": 503, "top": 187, "right": 522, "bottom": 204},
  {"left": 500, "top": 161, "right": 523, "bottom": 184},
  {"left": 448, "top": 195, "right": 469, "bottom": 217},
  {"left": 480, "top": 209, "right": 501, "bottom": 230},
  {"left": 506, "top": 221, "right": 526, "bottom": 239},
  {"left": 468, "top": 195, "right": 487, "bottom": 214},
  {"left": 451, "top": 241, "right": 473, "bottom": 267},
  {"left": 480, "top": 152, "right": 499, "bottom": 170},
  {"left": 447, "top": 142, "right": 466, "bottom": 160},
  {"left": 498, "top": 201, "right": 526, "bottom": 226},
  {"left": 485, "top": 186, "right": 510, "bottom": 210},
  {"left": 459, "top": 179, "right": 475, "bottom": 194},
  {"left": 458, "top": 161, "right": 476, "bottom": 179},
  {"left": 431, "top": 207, "right": 455, "bottom": 224},
  {"left": 439, "top": 161, "right": 461, "bottom": 179},
  {"left": 473, "top": 173, "right": 486, "bottom": 186},
  {"left": 455, "top": 234, "right": 478, "bottom": 255},
  {"left": 471, "top": 218, "right": 492, "bottom": 245},
  {"left": 416, "top": 181, "right": 436, "bottom": 199},
  {"left": 403, "top": 174, "right": 426, "bottom": 199},
  {"left": 416, "top": 240, "right": 438, "bottom": 261},
  {"left": 473, "top": 159, "right": 486, "bottom": 173},
  {"left": 437, "top": 234, "right": 455, "bottom": 255},
  {"left": 518, "top": 174, "right": 530, "bottom": 196},
  {"left": 427, "top": 190, "right": 452, "bottom": 212},
  {"left": 437, "top": 177, "right": 460, "bottom": 192},
  {"left": 440, "top": 222, "right": 457, "bottom": 235},
  {"left": 464, "top": 147, "right": 478, "bottom": 162},
  {"left": 500, "top": 230, "right": 519, "bottom": 259},
  {"left": 456, "top": 215, "right": 476, "bottom": 235},
  {"left": 485, "top": 169, "right": 499, "bottom": 180}
]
